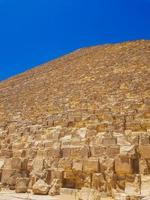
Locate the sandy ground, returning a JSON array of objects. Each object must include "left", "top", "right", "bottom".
[
  {"left": 0, "top": 191, "right": 114, "bottom": 200},
  {"left": 0, "top": 191, "right": 77, "bottom": 200}
]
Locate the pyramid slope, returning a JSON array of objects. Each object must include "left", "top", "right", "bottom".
[{"left": 0, "top": 40, "right": 150, "bottom": 127}]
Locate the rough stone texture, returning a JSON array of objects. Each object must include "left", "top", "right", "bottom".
[
  {"left": 15, "top": 177, "right": 29, "bottom": 193},
  {"left": 32, "top": 179, "right": 49, "bottom": 195},
  {"left": 0, "top": 40, "right": 150, "bottom": 199}
]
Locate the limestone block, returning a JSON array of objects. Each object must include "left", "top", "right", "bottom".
[
  {"left": 83, "top": 157, "right": 99, "bottom": 173},
  {"left": 1, "top": 168, "right": 14, "bottom": 185},
  {"left": 115, "top": 175, "right": 126, "bottom": 191},
  {"left": 140, "top": 134, "right": 150, "bottom": 145},
  {"left": 15, "top": 178, "right": 29, "bottom": 193},
  {"left": 32, "top": 179, "right": 49, "bottom": 195},
  {"left": 49, "top": 178, "right": 61, "bottom": 196},
  {"left": 61, "top": 147, "right": 71, "bottom": 157},
  {"left": 8, "top": 170, "right": 22, "bottom": 188},
  {"left": 50, "top": 170, "right": 63, "bottom": 184},
  {"left": 120, "top": 145, "right": 136, "bottom": 157},
  {"left": 44, "top": 147, "right": 60, "bottom": 159},
  {"left": 0, "top": 149, "right": 12, "bottom": 158},
  {"left": 116, "top": 134, "right": 131, "bottom": 146},
  {"left": 106, "top": 145, "right": 120, "bottom": 158},
  {"left": 58, "top": 158, "right": 72, "bottom": 171},
  {"left": 139, "top": 145, "right": 150, "bottom": 159},
  {"left": 33, "top": 158, "right": 44, "bottom": 172},
  {"left": 141, "top": 175, "right": 150, "bottom": 196},
  {"left": 125, "top": 175, "right": 140, "bottom": 195},
  {"left": 76, "top": 128, "right": 87, "bottom": 139},
  {"left": 92, "top": 173, "right": 106, "bottom": 191},
  {"left": 102, "top": 137, "right": 117, "bottom": 145},
  {"left": 99, "top": 157, "right": 114, "bottom": 172},
  {"left": 21, "top": 158, "right": 28, "bottom": 170},
  {"left": 36, "top": 149, "right": 44, "bottom": 157},
  {"left": 28, "top": 175, "right": 37, "bottom": 190},
  {"left": 11, "top": 157, "right": 22, "bottom": 170},
  {"left": 12, "top": 142, "right": 25, "bottom": 151},
  {"left": 13, "top": 149, "right": 26, "bottom": 158},
  {"left": 72, "top": 159, "right": 83, "bottom": 171},
  {"left": 70, "top": 145, "right": 89, "bottom": 158},
  {"left": 43, "top": 140, "right": 53, "bottom": 148},
  {"left": 139, "top": 159, "right": 150, "bottom": 175},
  {"left": 0, "top": 159, "right": 4, "bottom": 169},
  {"left": 90, "top": 145, "right": 106, "bottom": 157},
  {"left": 115, "top": 156, "right": 133, "bottom": 175},
  {"left": 63, "top": 171, "right": 75, "bottom": 179}
]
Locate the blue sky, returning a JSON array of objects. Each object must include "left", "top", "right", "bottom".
[{"left": 0, "top": 0, "right": 150, "bottom": 80}]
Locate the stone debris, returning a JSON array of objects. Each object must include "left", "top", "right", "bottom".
[{"left": 32, "top": 179, "right": 49, "bottom": 195}]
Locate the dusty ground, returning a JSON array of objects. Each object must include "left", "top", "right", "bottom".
[
  {"left": 0, "top": 191, "right": 114, "bottom": 200},
  {"left": 0, "top": 191, "right": 77, "bottom": 200}
]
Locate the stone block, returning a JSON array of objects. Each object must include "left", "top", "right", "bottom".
[
  {"left": 61, "top": 147, "right": 71, "bottom": 157},
  {"left": 141, "top": 175, "right": 150, "bottom": 196},
  {"left": 139, "top": 145, "right": 150, "bottom": 159},
  {"left": 33, "top": 158, "right": 44, "bottom": 172},
  {"left": 72, "top": 159, "right": 83, "bottom": 171},
  {"left": 102, "top": 137, "right": 117, "bottom": 145},
  {"left": 92, "top": 173, "right": 106, "bottom": 191},
  {"left": 11, "top": 157, "right": 22, "bottom": 170},
  {"left": 70, "top": 145, "right": 89, "bottom": 158},
  {"left": 106, "top": 145, "right": 120, "bottom": 158},
  {"left": 99, "top": 157, "right": 114, "bottom": 172},
  {"left": 32, "top": 179, "right": 49, "bottom": 195},
  {"left": 90, "top": 145, "right": 106, "bottom": 157},
  {"left": 125, "top": 175, "right": 140, "bottom": 195},
  {"left": 115, "top": 156, "right": 134, "bottom": 175},
  {"left": 58, "top": 158, "right": 72, "bottom": 171},
  {"left": 15, "top": 178, "right": 29, "bottom": 193},
  {"left": 83, "top": 157, "right": 99, "bottom": 173}
]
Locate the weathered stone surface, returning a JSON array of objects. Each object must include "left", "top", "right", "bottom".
[
  {"left": 141, "top": 175, "right": 150, "bottom": 196},
  {"left": 0, "top": 40, "right": 150, "bottom": 198},
  {"left": 125, "top": 175, "right": 140, "bottom": 195},
  {"left": 32, "top": 179, "right": 49, "bottom": 195},
  {"left": 83, "top": 157, "right": 99, "bottom": 173},
  {"left": 49, "top": 178, "right": 61, "bottom": 196},
  {"left": 115, "top": 156, "right": 134, "bottom": 175},
  {"left": 15, "top": 178, "right": 29, "bottom": 193},
  {"left": 78, "top": 187, "right": 101, "bottom": 200}
]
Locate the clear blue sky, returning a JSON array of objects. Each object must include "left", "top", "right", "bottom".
[{"left": 0, "top": 0, "right": 150, "bottom": 80}]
